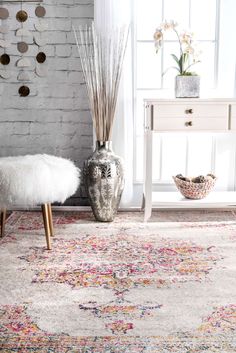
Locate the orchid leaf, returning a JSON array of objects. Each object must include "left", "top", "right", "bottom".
[
  {"left": 183, "top": 53, "right": 188, "bottom": 63},
  {"left": 171, "top": 54, "right": 179, "bottom": 66},
  {"left": 162, "top": 66, "right": 180, "bottom": 76},
  {"left": 183, "top": 60, "right": 200, "bottom": 74},
  {"left": 178, "top": 54, "right": 183, "bottom": 74}
]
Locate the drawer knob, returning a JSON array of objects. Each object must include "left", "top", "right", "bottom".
[
  {"left": 185, "top": 108, "right": 193, "bottom": 114},
  {"left": 185, "top": 121, "right": 193, "bottom": 127}
]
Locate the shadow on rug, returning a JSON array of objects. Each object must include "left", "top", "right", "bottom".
[{"left": 0, "top": 210, "right": 236, "bottom": 352}]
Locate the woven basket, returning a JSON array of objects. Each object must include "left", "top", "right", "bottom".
[{"left": 173, "top": 176, "right": 217, "bottom": 200}]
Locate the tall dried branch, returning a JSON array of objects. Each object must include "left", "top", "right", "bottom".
[{"left": 74, "top": 23, "right": 129, "bottom": 142}]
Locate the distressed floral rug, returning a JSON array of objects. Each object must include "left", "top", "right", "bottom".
[{"left": 0, "top": 210, "right": 236, "bottom": 352}]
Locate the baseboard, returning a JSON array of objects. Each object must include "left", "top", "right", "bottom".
[
  {"left": 9, "top": 206, "right": 143, "bottom": 212},
  {"left": 7, "top": 206, "right": 236, "bottom": 212},
  {"left": 9, "top": 206, "right": 92, "bottom": 212}
]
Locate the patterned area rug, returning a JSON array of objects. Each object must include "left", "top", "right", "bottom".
[{"left": 0, "top": 210, "right": 236, "bottom": 352}]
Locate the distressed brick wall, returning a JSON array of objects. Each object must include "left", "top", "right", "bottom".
[{"left": 0, "top": 0, "right": 94, "bottom": 205}]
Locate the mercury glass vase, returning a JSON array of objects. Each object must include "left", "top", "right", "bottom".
[
  {"left": 84, "top": 141, "right": 125, "bottom": 222},
  {"left": 175, "top": 75, "right": 200, "bottom": 98}
]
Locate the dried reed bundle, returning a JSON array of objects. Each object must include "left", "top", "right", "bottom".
[{"left": 74, "top": 23, "right": 129, "bottom": 142}]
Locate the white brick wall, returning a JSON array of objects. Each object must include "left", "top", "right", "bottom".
[{"left": 0, "top": 0, "right": 94, "bottom": 205}]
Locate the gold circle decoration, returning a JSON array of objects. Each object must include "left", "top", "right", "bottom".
[
  {"left": 36, "top": 52, "right": 46, "bottom": 64},
  {"left": 35, "top": 6, "right": 46, "bottom": 18},
  {"left": 0, "top": 8, "right": 9, "bottom": 20},
  {"left": 19, "top": 86, "right": 30, "bottom": 97},
  {"left": 16, "top": 10, "right": 28, "bottom": 23},
  {"left": 0, "top": 54, "right": 10, "bottom": 65},
  {"left": 17, "top": 42, "right": 29, "bottom": 54}
]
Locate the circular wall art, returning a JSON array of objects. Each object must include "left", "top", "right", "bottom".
[
  {"left": 35, "top": 6, "right": 46, "bottom": 18},
  {"left": 19, "top": 86, "right": 30, "bottom": 97},
  {"left": 0, "top": 25, "right": 9, "bottom": 34},
  {"left": 18, "top": 71, "right": 31, "bottom": 82},
  {"left": 34, "top": 22, "right": 48, "bottom": 32},
  {"left": 36, "top": 52, "right": 46, "bottom": 63},
  {"left": 0, "top": 54, "right": 10, "bottom": 65},
  {"left": 34, "top": 34, "right": 47, "bottom": 47},
  {"left": 0, "top": 39, "right": 11, "bottom": 48},
  {"left": 16, "top": 10, "right": 28, "bottom": 22},
  {"left": 35, "top": 65, "right": 47, "bottom": 77},
  {"left": 17, "top": 57, "right": 31, "bottom": 68},
  {"left": 17, "top": 42, "right": 28, "bottom": 54},
  {"left": 0, "top": 7, "right": 9, "bottom": 20},
  {"left": 0, "top": 70, "right": 11, "bottom": 79},
  {"left": 16, "top": 28, "right": 32, "bottom": 38}
]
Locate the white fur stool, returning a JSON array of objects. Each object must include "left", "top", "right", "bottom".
[{"left": 0, "top": 154, "right": 80, "bottom": 250}]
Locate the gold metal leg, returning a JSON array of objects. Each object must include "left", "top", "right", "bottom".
[
  {"left": 47, "top": 203, "right": 54, "bottom": 237},
  {"left": 41, "top": 204, "right": 52, "bottom": 250},
  {"left": 1, "top": 208, "right": 6, "bottom": 238}
]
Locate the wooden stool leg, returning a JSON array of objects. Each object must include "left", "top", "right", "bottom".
[
  {"left": 41, "top": 204, "right": 51, "bottom": 250},
  {"left": 47, "top": 203, "right": 54, "bottom": 237},
  {"left": 1, "top": 208, "right": 6, "bottom": 238}
]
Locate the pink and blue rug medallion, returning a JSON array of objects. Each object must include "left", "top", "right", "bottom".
[{"left": 0, "top": 211, "right": 236, "bottom": 352}]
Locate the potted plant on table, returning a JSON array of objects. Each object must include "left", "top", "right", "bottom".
[{"left": 154, "top": 20, "right": 201, "bottom": 98}]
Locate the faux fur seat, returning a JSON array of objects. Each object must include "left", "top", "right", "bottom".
[{"left": 0, "top": 154, "right": 80, "bottom": 250}]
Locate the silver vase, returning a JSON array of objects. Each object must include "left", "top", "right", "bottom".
[
  {"left": 84, "top": 141, "right": 125, "bottom": 222},
  {"left": 175, "top": 75, "right": 200, "bottom": 98}
]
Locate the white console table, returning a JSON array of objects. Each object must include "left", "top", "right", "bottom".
[{"left": 143, "top": 98, "right": 236, "bottom": 221}]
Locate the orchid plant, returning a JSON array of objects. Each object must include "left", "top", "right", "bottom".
[{"left": 154, "top": 20, "right": 201, "bottom": 76}]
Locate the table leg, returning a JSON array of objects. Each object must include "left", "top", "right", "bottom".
[
  {"left": 143, "top": 129, "right": 153, "bottom": 222},
  {"left": 1, "top": 208, "right": 6, "bottom": 237},
  {"left": 41, "top": 204, "right": 52, "bottom": 250},
  {"left": 47, "top": 203, "right": 54, "bottom": 237}
]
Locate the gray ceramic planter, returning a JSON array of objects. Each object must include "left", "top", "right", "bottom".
[{"left": 175, "top": 75, "right": 200, "bottom": 98}]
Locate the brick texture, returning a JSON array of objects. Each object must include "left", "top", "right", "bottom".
[{"left": 0, "top": 0, "right": 94, "bottom": 205}]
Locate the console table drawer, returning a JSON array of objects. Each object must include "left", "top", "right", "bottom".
[
  {"left": 153, "top": 103, "right": 228, "bottom": 118},
  {"left": 153, "top": 117, "right": 229, "bottom": 131},
  {"left": 230, "top": 104, "right": 236, "bottom": 130}
]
